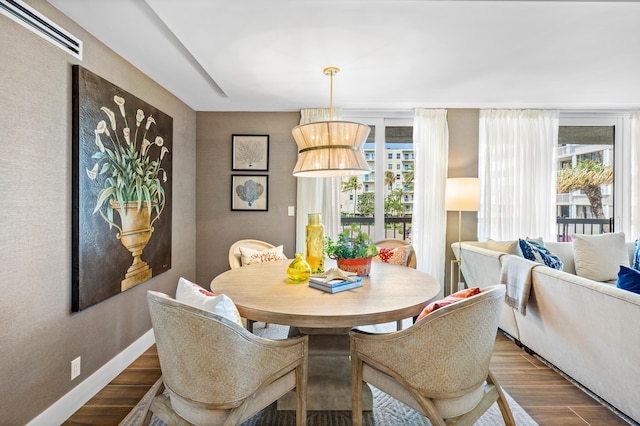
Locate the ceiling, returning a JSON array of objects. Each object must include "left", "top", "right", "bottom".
[{"left": 48, "top": 0, "right": 640, "bottom": 112}]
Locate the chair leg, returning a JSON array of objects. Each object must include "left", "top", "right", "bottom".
[
  {"left": 488, "top": 370, "right": 516, "bottom": 426},
  {"left": 247, "top": 319, "right": 254, "bottom": 333},
  {"left": 396, "top": 319, "right": 403, "bottom": 331},
  {"left": 142, "top": 376, "right": 165, "bottom": 425},
  {"left": 296, "top": 360, "right": 308, "bottom": 426},
  {"left": 351, "top": 350, "right": 363, "bottom": 426}
]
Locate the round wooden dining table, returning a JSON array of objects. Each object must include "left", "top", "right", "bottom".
[
  {"left": 210, "top": 259, "right": 440, "bottom": 329},
  {"left": 210, "top": 259, "right": 440, "bottom": 411}
]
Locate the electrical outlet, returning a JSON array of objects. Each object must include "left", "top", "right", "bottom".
[
  {"left": 71, "top": 356, "right": 81, "bottom": 380},
  {"left": 287, "top": 206, "right": 295, "bottom": 216}
]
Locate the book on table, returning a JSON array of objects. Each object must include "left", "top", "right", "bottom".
[{"left": 308, "top": 276, "right": 363, "bottom": 293}]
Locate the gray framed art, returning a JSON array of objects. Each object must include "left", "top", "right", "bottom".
[
  {"left": 232, "top": 134, "right": 269, "bottom": 171},
  {"left": 231, "top": 175, "right": 268, "bottom": 211}
]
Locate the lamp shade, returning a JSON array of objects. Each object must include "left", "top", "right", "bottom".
[
  {"left": 292, "top": 120, "right": 371, "bottom": 177},
  {"left": 445, "top": 178, "right": 480, "bottom": 211}
]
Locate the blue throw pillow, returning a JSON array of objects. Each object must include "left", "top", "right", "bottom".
[
  {"left": 617, "top": 265, "right": 640, "bottom": 294},
  {"left": 633, "top": 239, "right": 640, "bottom": 270},
  {"left": 518, "top": 239, "right": 563, "bottom": 270}
]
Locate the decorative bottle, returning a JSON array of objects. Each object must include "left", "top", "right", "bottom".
[
  {"left": 287, "top": 253, "right": 311, "bottom": 283},
  {"left": 306, "top": 213, "right": 325, "bottom": 273}
]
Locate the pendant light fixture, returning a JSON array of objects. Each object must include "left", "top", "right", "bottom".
[{"left": 292, "top": 67, "right": 371, "bottom": 177}]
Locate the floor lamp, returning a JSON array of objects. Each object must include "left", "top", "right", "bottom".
[{"left": 445, "top": 178, "right": 480, "bottom": 296}]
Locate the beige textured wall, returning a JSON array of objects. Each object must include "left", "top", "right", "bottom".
[
  {"left": 0, "top": 1, "right": 196, "bottom": 423},
  {"left": 445, "top": 109, "right": 481, "bottom": 290},
  {"left": 196, "top": 112, "right": 299, "bottom": 285}
]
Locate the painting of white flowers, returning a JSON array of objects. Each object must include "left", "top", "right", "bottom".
[
  {"left": 72, "top": 65, "right": 172, "bottom": 311},
  {"left": 231, "top": 175, "right": 268, "bottom": 211},
  {"left": 232, "top": 134, "right": 269, "bottom": 171}
]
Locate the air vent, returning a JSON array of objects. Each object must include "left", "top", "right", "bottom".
[{"left": 0, "top": 0, "right": 82, "bottom": 59}]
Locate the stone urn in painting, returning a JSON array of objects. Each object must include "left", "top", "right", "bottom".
[
  {"left": 86, "top": 95, "right": 169, "bottom": 291},
  {"left": 108, "top": 201, "right": 161, "bottom": 290}
]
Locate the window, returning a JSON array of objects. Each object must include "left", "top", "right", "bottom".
[
  {"left": 556, "top": 113, "right": 625, "bottom": 241},
  {"left": 339, "top": 112, "right": 414, "bottom": 242}
]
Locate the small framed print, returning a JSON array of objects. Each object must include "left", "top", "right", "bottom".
[
  {"left": 232, "top": 134, "right": 269, "bottom": 171},
  {"left": 231, "top": 175, "right": 268, "bottom": 211}
]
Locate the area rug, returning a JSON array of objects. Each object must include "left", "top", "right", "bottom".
[{"left": 120, "top": 322, "right": 538, "bottom": 426}]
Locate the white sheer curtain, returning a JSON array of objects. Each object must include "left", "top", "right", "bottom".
[
  {"left": 295, "top": 109, "right": 343, "bottom": 253},
  {"left": 478, "top": 109, "right": 559, "bottom": 241},
  {"left": 628, "top": 112, "right": 640, "bottom": 239},
  {"left": 412, "top": 109, "right": 449, "bottom": 287}
]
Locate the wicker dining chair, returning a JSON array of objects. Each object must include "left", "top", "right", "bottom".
[
  {"left": 374, "top": 238, "right": 417, "bottom": 330},
  {"left": 145, "top": 291, "right": 308, "bottom": 426},
  {"left": 228, "top": 239, "right": 287, "bottom": 269},
  {"left": 228, "top": 239, "right": 287, "bottom": 331},
  {"left": 350, "top": 285, "right": 515, "bottom": 426}
]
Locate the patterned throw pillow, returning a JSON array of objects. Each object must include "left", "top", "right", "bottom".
[
  {"left": 633, "top": 239, "right": 640, "bottom": 270},
  {"left": 175, "top": 277, "right": 244, "bottom": 326},
  {"left": 373, "top": 246, "right": 410, "bottom": 266},
  {"left": 416, "top": 287, "right": 481, "bottom": 322},
  {"left": 239, "top": 245, "right": 286, "bottom": 266},
  {"left": 518, "top": 239, "right": 563, "bottom": 270}
]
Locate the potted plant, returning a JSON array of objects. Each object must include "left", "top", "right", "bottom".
[{"left": 325, "top": 224, "right": 378, "bottom": 276}]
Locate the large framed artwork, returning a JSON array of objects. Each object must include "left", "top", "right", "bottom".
[
  {"left": 232, "top": 134, "right": 269, "bottom": 171},
  {"left": 72, "top": 65, "right": 173, "bottom": 311},
  {"left": 231, "top": 175, "right": 268, "bottom": 211}
]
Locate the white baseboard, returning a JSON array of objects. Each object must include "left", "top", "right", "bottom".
[{"left": 27, "top": 329, "right": 155, "bottom": 426}]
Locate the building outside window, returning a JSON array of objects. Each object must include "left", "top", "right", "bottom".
[{"left": 556, "top": 119, "right": 618, "bottom": 241}]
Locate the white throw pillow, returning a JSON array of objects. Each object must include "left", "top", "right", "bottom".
[
  {"left": 486, "top": 239, "right": 519, "bottom": 255},
  {"left": 239, "top": 245, "right": 285, "bottom": 266},
  {"left": 175, "top": 277, "right": 244, "bottom": 327},
  {"left": 572, "top": 233, "right": 629, "bottom": 282}
]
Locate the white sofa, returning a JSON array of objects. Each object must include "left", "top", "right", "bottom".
[{"left": 453, "top": 241, "right": 640, "bottom": 424}]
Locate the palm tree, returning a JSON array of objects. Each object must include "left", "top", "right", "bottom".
[
  {"left": 341, "top": 176, "right": 362, "bottom": 216},
  {"left": 385, "top": 188, "right": 405, "bottom": 217},
  {"left": 358, "top": 192, "right": 375, "bottom": 217},
  {"left": 404, "top": 165, "right": 414, "bottom": 192},
  {"left": 557, "top": 159, "right": 613, "bottom": 219},
  {"left": 384, "top": 171, "right": 396, "bottom": 189}
]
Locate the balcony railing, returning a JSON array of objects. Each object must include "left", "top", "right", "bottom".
[
  {"left": 556, "top": 218, "right": 613, "bottom": 241},
  {"left": 339, "top": 216, "right": 612, "bottom": 243},
  {"left": 340, "top": 217, "right": 412, "bottom": 241}
]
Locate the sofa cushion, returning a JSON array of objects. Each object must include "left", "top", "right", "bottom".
[
  {"left": 416, "top": 287, "right": 481, "bottom": 321},
  {"left": 175, "top": 277, "right": 244, "bottom": 326},
  {"left": 518, "top": 239, "right": 563, "bottom": 270},
  {"left": 617, "top": 265, "right": 640, "bottom": 294},
  {"left": 633, "top": 239, "right": 640, "bottom": 270},
  {"left": 486, "top": 239, "right": 519, "bottom": 254},
  {"left": 572, "top": 233, "right": 629, "bottom": 282}
]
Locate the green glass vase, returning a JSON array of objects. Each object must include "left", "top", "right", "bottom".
[{"left": 287, "top": 253, "right": 311, "bottom": 283}]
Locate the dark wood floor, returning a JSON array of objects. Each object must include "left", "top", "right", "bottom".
[{"left": 64, "top": 331, "right": 633, "bottom": 425}]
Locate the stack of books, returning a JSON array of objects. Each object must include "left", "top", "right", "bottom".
[{"left": 308, "top": 276, "right": 363, "bottom": 293}]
